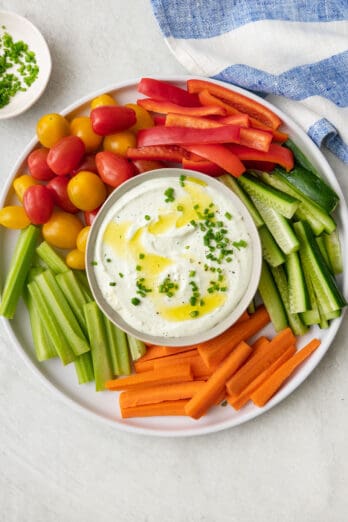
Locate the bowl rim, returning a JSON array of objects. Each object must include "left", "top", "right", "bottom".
[
  {"left": 86, "top": 167, "right": 262, "bottom": 346},
  {"left": 0, "top": 10, "right": 52, "bottom": 120}
]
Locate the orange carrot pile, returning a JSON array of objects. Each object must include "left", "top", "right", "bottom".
[{"left": 105, "top": 308, "right": 321, "bottom": 420}]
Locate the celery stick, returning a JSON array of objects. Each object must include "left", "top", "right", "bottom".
[
  {"left": 27, "top": 280, "right": 76, "bottom": 365},
  {"left": 34, "top": 270, "right": 90, "bottom": 356},
  {"left": 36, "top": 241, "right": 68, "bottom": 274},
  {"left": 114, "top": 325, "right": 131, "bottom": 375},
  {"left": 56, "top": 270, "right": 90, "bottom": 336},
  {"left": 23, "top": 284, "right": 57, "bottom": 362},
  {"left": 247, "top": 299, "right": 255, "bottom": 314},
  {"left": 0, "top": 225, "right": 40, "bottom": 319},
  {"left": 83, "top": 301, "right": 113, "bottom": 391},
  {"left": 103, "top": 317, "right": 121, "bottom": 375},
  {"left": 126, "top": 334, "right": 146, "bottom": 361},
  {"left": 74, "top": 352, "right": 94, "bottom": 384},
  {"left": 74, "top": 270, "right": 93, "bottom": 300}
]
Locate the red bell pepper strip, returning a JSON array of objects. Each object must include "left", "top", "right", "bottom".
[
  {"left": 127, "top": 145, "right": 185, "bottom": 162},
  {"left": 243, "top": 161, "right": 276, "bottom": 172},
  {"left": 198, "top": 89, "right": 287, "bottom": 142},
  {"left": 153, "top": 115, "right": 166, "bottom": 126},
  {"left": 228, "top": 143, "right": 294, "bottom": 171},
  {"left": 137, "top": 125, "right": 241, "bottom": 147},
  {"left": 187, "top": 79, "right": 282, "bottom": 129},
  {"left": 164, "top": 114, "right": 271, "bottom": 152},
  {"left": 182, "top": 157, "right": 224, "bottom": 176},
  {"left": 137, "top": 98, "right": 226, "bottom": 117},
  {"left": 183, "top": 144, "right": 245, "bottom": 177},
  {"left": 138, "top": 78, "right": 200, "bottom": 107},
  {"left": 132, "top": 159, "right": 166, "bottom": 173},
  {"left": 217, "top": 114, "right": 250, "bottom": 127}
]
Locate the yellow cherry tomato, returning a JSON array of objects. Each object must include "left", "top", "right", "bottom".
[
  {"left": 90, "top": 94, "right": 117, "bottom": 110},
  {"left": 13, "top": 174, "right": 39, "bottom": 202},
  {"left": 36, "top": 113, "right": 70, "bottom": 148},
  {"left": 103, "top": 130, "right": 136, "bottom": 157},
  {"left": 0, "top": 206, "right": 31, "bottom": 229},
  {"left": 66, "top": 248, "right": 86, "bottom": 270},
  {"left": 67, "top": 171, "right": 107, "bottom": 211},
  {"left": 70, "top": 116, "right": 102, "bottom": 153},
  {"left": 76, "top": 225, "right": 91, "bottom": 253},
  {"left": 125, "top": 103, "right": 154, "bottom": 133},
  {"left": 42, "top": 210, "right": 83, "bottom": 249}
]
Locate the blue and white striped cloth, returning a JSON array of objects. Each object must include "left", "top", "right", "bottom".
[{"left": 151, "top": 0, "right": 348, "bottom": 163}]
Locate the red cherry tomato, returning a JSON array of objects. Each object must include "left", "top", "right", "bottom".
[
  {"left": 71, "top": 154, "right": 98, "bottom": 176},
  {"left": 47, "top": 176, "right": 79, "bottom": 214},
  {"left": 84, "top": 207, "right": 100, "bottom": 226},
  {"left": 47, "top": 136, "right": 85, "bottom": 176},
  {"left": 90, "top": 106, "right": 136, "bottom": 136},
  {"left": 27, "top": 148, "right": 56, "bottom": 181},
  {"left": 132, "top": 159, "right": 166, "bottom": 174},
  {"left": 95, "top": 151, "right": 135, "bottom": 188},
  {"left": 23, "top": 185, "right": 54, "bottom": 224}
]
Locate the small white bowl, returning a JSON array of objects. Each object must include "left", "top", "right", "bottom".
[
  {"left": 0, "top": 11, "right": 51, "bottom": 119},
  {"left": 86, "top": 168, "right": 262, "bottom": 347}
]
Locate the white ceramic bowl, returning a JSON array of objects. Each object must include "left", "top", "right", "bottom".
[
  {"left": 86, "top": 168, "right": 262, "bottom": 346},
  {"left": 0, "top": 11, "right": 51, "bottom": 119}
]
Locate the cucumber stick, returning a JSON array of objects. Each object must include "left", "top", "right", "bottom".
[
  {"left": 294, "top": 221, "right": 346, "bottom": 314},
  {"left": 84, "top": 301, "right": 113, "bottom": 391},
  {"left": 259, "top": 171, "right": 336, "bottom": 234},
  {"left": 285, "top": 139, "right": 320, "bottom": 177},
  {"left": 0, "top": 225, "right": 40, "bottom": 319},
  {"left": 285, "top": 251, "right": 309, "bottom": 313},
  {"left": 258, "top": 226, "right": 285, "bottom": 267},
  {"left": 249, "top": 195, "right": 299, "bottom": 254},
  {"left": 239, "top": 173, "right": 299, "bottom": 219},
  {"left": 258, "top": 260, "right": 288, "bottom": 332},
  {"left": 324, "top": 230, "right": 343, "bottom": 274},
  {"left": 300, "top": 268, "right": 321, "bottom": 326},
  {"left": 219, "top": 174, "right": 264, "bottom": 228},
  {"left": 275, "top": 166, "right": 339, "bottom": 213},
  {"left": 271, "top": 265, "right": 308, "bottom": 335}
]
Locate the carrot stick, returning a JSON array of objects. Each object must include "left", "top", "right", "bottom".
[
  {"left": 228, "top": 345, "right": 296, "bottom": 410},
  {"left": 106, "top": 363, "right": 193, "bottom": 391},
  {"left": 198, "top": 305, "right": 270, "bottom": 369},
  {"left": 226, "top": 327, "right": 296, "bottom": 398},
  {"left": 135, "top": 344, "right": 195, "bottom": 363},
  {"left": 120, "top": 380, "right": 206, "bottom": 408},
  {"left": 134, "top": 348, "right": 197, "bottom": 373},
  {"left": 236, "top": 310, "right": 249, "bottom": 323},
  {"left": 251, "top": 338, "right": 321, "bottom": 407},
  {"left": 121, "top": 399, "right": 189, "bottom": 418},
  {"left": 154, "top": 353, "right": 212, "bottom": 379},
  {"left": 251, "top": 336, "right": 269, "bottom": 351},
  {"left": 185, "top": 341, "right": 253, "bottom": 419}
]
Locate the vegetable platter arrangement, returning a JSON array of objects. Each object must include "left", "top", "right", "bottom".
[{"left": 0, "top": 77, "right": 346, "bottom": 436}]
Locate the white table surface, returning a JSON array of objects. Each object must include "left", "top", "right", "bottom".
[{"left": 0, "top": 2, "right": 347, "bottom": 521}]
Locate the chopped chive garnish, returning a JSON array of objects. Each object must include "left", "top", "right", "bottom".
[
  {"left": 179, "top": 174, "right": 186, "bottom": 186},
  {"left": 109, "top": 282, "right": 116, "bottom": 287},
  {"left": 139, "top": 253, "right": 145, "bottom": 259},
  {"left": 177, "top": 205, "right": 184, "bottom": 211},
  {"left": 189, "top": 270, "right": 196, "bottom": 277},
  {"left": 119, "top": 272, "right": 124, "bottom": 278},
  {"left": 190, "top": 310, "right": 199, "bottom": 318},
  {"left": 164, "top": 187, "right": 175, "bottom": 202},
  {"left": 144, "top": 215, "right": 151, "bottom": 221},
  {"left": 131, "top": 297, "right": 140, "bottom": 305},
  {"left": 136, "top": 265, "right": 142, "bottom": 271},
  {"left": 225, "top": 212, "right": 232, "bottom": 220},
  {"left": 91, "top": 261, "right": 98, "bottom": 266},
  {"left": 106, "top": 258, "right": 112, "bottom": 263}
]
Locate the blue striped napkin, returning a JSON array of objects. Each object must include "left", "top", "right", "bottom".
[{"left": 151, "top": 0, "right": 348, "bottom": 163}]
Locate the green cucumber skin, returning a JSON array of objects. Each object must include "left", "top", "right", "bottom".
[
  {"left": 294, "top": 221, "right": 346, "bottom": 314},
  {"left": 219, "top": 174, "right": 264, "bottom": 228},
  {"left": 271, "top": 265, "right": 308, "bottom": 335},
  {"left": 239, "top": 173, "right": 299, "bottom": 219},
  {"left": 259, "top": 171, "right": 336, "bottom": 234},
  {"left": 275, "top": 166, "right": 339, "bottom": 213},
  {"left": 258, "top": 226, "right": 285, "bottom": 267},
  {"left": 284, "top": 139, "right": 320, "bottom": 177},
  {"left": 258, "top": 260, "right": 288, "bottom": 332},
  {"left": 324, "top": 230, "right": 343, "bottom": 275}
]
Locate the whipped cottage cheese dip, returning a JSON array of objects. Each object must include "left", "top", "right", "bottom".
[{"left": 92, "top": 173, "right": 254, "bottom": 338}]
